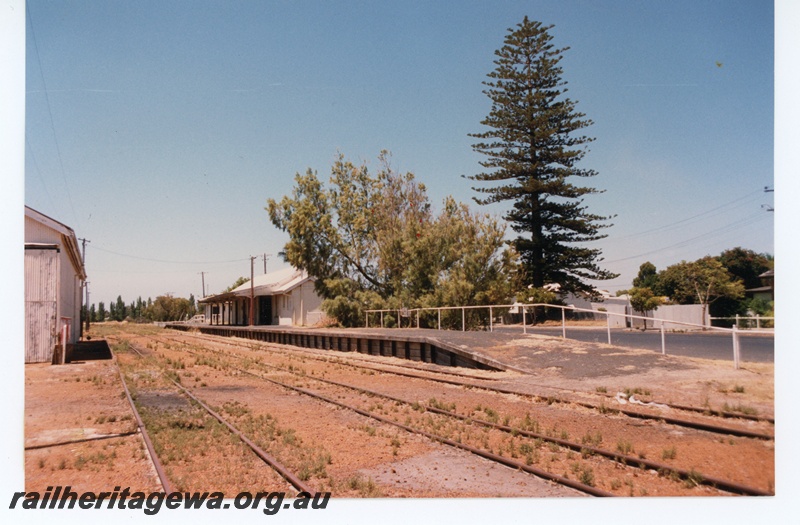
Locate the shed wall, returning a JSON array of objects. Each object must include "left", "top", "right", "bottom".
[
  {"left": 25, "top": 249, "right": 59, "bottom": 363},
  {"left": 25, "top": 215, "right": 83, "bottom": 345}
]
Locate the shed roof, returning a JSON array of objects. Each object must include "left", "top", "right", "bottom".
[
  {"left": 24, "top": 206, "right": 87, "bottom": 280},
  {"left": 200, "top": 267, "right": 313, "bottom": 303}
]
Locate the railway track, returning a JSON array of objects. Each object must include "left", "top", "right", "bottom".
[
  {"left": 114, "top": 343, "right": 316, "bottom": 495},
  {"left": 115, "top": 331, "right": 773, "bottom": 497},
  {"left": 159, "top": 330, "right": 775, "bottom": 437}
]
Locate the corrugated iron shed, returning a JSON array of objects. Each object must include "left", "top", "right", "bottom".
[{"left": 24, "top": 206, "right": 87, "bottom": 363}]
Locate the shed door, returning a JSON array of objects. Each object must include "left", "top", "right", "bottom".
[{"left": 25, "top": 249, "right": 60, "bottom": 363}]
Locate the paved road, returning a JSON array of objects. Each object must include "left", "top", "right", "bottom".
[{"left": 495, "top": 326, "right": 774, "bottom": 364}]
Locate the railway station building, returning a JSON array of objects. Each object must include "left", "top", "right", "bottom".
[
  {"left": 199, "top": 266, "right": 323, "bottom": 327},
  {"left": 24, "top": 206, "right": 87, "bottom": 363}
]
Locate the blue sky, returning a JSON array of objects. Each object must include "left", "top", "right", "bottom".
[{"left": 23, "top": 0, "right": 775, "bottom": 306}]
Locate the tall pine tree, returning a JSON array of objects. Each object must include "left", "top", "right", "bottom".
[{"left": 469, "top": 18, "right": 616, "bottom": 294}]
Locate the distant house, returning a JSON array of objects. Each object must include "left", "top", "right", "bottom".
[
  {"left": 746, "top": 269, "right": 774, "bottom": 303},
  {"left": 199, "top": 267, "right": 323, "bottom": 327},
  {"left": 25, "top": 206, "right": 87, "bottom": 363}
]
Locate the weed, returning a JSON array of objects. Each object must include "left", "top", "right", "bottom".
[
  {"left": 733, "top": 385, "right": 746, "bottom": 393},
  {"left": 283, "top": 428, "right": 298, "bottom": 445},
  {"left": 482, "top": 407, "right": 499, "bottom": 424},
  {"left": 610, "top": 479, "right": 622, "bottom": 490},
  {"left": 595, "top": 386, "right": 607, "bottom": 393},
  {"left": 722, "top": 402, "right": 758, "bottom": 416},
  {"left": 346, "top": 475, "right": 382, "bottom": 497},
  {"left": 684, "top": 469, "right": 704, "bottom": 489},
  {"left": 624, "top": 387, "right": 651, "bottom": 397},
  {"left": 662, "top": 446, "right": 677, "bottom": 460},
  {"left": 521, "top": 413, "right": 540, "bottom": 433},
  {"left": 579, "top": 466, "right": 595, "bottom": 487},
  {"left": 581, "top": 431, "right": 603, "bottom": 447},
  {"left": 616, "top": 440, "right": 634, "bottom": 455},
  {"left": 222, "top": 401, "right": 251, "bottom": 418}
]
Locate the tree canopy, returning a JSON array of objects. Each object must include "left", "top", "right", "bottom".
[
  {"left": 468, "top": 17, "right": 616, "bottom": 295},
  {"left": 655, "top": 257, "right": 745, "bottom": 320},
  {"left": 267, "top": 152, "right": 519, "bottom": 326}
]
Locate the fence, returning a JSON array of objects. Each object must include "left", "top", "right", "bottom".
[
  {"left": 365, "top": 303, "right": 774, "bottom": 370},
  {"left": 710, "top": 315, "right": 774, "bottom": 330}
]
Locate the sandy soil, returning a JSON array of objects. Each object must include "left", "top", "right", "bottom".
[{"left": 23, "top": 323, "right": 774, "bottom": 498}]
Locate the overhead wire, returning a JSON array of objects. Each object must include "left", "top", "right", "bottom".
[
  {"left": 88, "top": 244, "right": 251, "bottom": 265},
  {"left": 614, "top": 190, "right": 762, "bottom": 240},
  {"left": 605, "top": 210, "right": 771, "bottom": 264},
  {"left": 25, "top": 135, "right": 57, "bottom": 212},
  {"left": 26, "top": 2, "right": 79, "bottom": 227}
]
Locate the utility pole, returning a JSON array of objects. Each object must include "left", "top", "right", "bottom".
[
  {"left": 78, "top": 238, "right": 90, "bottom": 264},
  {"left": 249, "top": 256, "right": 256, "bottom": 326},
  {"left": 199, "top": 271, "right": 207, "bottom": 297},
  {"left": 262, "top": 253, "right": 271, "bottom": 274},
  {"left": 78, "top": 238, "right": 90, "bottom": 338},
  {"left": 763, "top": 186, "right": 774, "bottom": 212},
  {"left": 84, "top": 282, "right": 90, "bottom": 333}
]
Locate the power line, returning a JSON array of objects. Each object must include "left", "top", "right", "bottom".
[
  {"left": 88, "top": 244, "right": 250, "bottom": 265},
  {"left": 615, "top": 190, "right": 762, "bottom": 240},
  {"left": 605, "top": 211, "right": 769, "bottom": 264},
  {"left": 25, "top": 135, "right": 56, "bottom": 212},
  {"left": 27, "top": 3, "right": 78, "bottom": 227}
]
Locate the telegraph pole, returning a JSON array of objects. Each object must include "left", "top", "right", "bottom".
[
  {"left": 262, "top": 253, "right": 270, "bottom": 274},
  {"left": 84, "top": 282, "right": 90, "bottom": 333},
  {"left": 78, "top": 238, "right": 90, "bottom": 338},
  {"left": 763, "top": 186, "right": 774, "bottom": 212},
  {"left": 199, "top": 271, "right": 207, "bottom": 297},
  {"left": 249, "top": 256, "right": 256, "bottom": 326}
]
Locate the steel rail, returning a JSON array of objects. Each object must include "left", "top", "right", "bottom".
[
  {"left": 164, "top": 332, "right": 775, "bottom": 428},
  {"left": 141, "top": 335, "right": 773, "bottom": 497},
  {"left": 224, "top": 363, "right": 612, "bottom": 497},
  {"left": 131, "top": 339, "right": 606, "bottom": 497},
  {"left": 24, "top": 431, "right": 138, "bottom": 451},
  {"left": 122, "top": 342, "right": 313, "bottom": 494},
  {"left": 161, "top": 331, "right": 775, "bottom": 439},
  {"left": 164, "top": 330, "right": 505, "bottom": 382},
  {"left": 113, "top": 353, "right": 174, "bottom": 494},
  {"left": 166, "top": 378, "right": 314, "bottom": 494},
  {"left": 220, "top": 353, "right": 772, "bottom": 497}
]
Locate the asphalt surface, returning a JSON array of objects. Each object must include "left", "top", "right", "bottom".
[{"left": 494, "top": 326, "right": 774, "bottom": 364}]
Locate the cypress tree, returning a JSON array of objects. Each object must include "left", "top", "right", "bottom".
[{"left": 469, "top": 17, "right": 617, "bottom": 294}]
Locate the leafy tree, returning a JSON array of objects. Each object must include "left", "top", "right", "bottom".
[
  {"left": 144, "top": 295, "right": 194, "bottom": 322},
  {"left": 224, "top": 277, "right": 249, "bottom": 293},
  {"left": 89, "top": 304, "right": 97, "bottom": 323},
  {"left": 656, "top": 257, "right": 744, "bottom": 321},
  {"left": 268, "top": 152, "right": 518, "bottom": 326},
  {"left": 716, "top": 247, "right": 773, "bottom": 289},
  {"left": 97, "top": 301, "right": 106, "bottom": 321},
  {"left": 188, "top": 294, "right": 197, "bottom": 317},
  {"left": 468, "top": 17, "right": 616, "bottom": 295},
  {"left": 632, "top": 262, "right": 659, "bottom": 290},
  {"left": 113, "top": 295, "right": 126, "bottom": 321},
  {"left": 627, "top": 287, "right": 664, "bottom": 328}
]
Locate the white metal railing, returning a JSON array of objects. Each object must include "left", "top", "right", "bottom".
[
  {"left": 365, "top": 303, "right": 774, "bottom": 370},
  {"left": 710, "top": 315, "right": 774, "bottom": 330}
]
